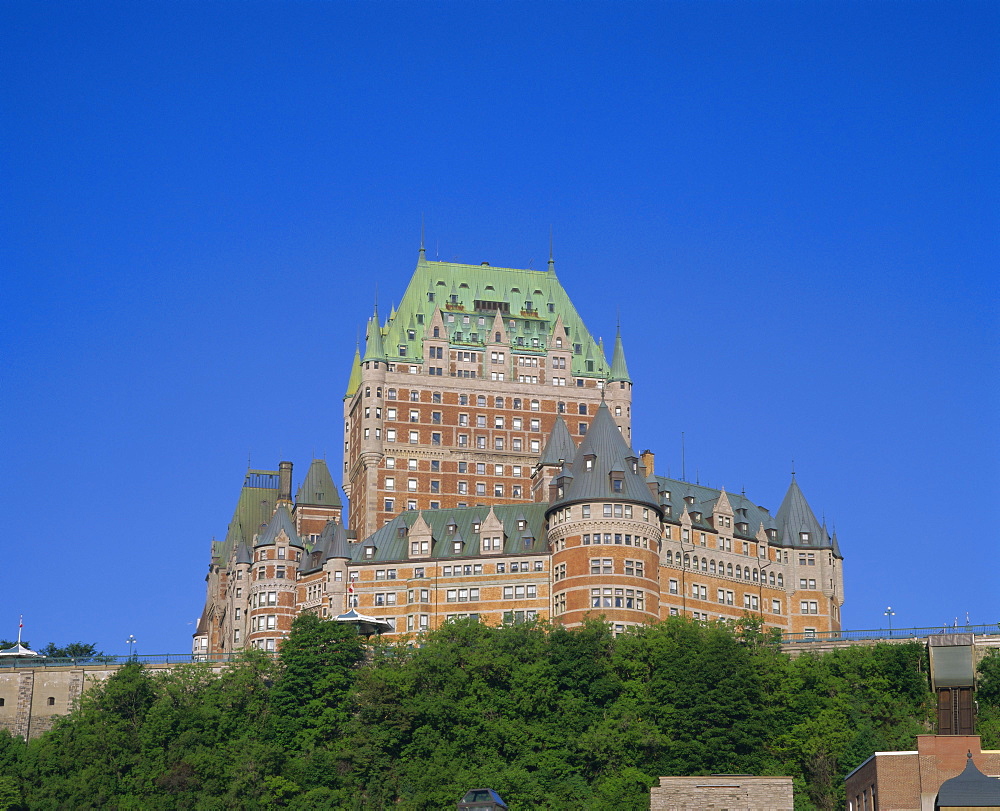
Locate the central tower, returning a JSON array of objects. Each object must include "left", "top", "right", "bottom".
[{"left": 342, "top": 251, "right": 632, "bottom": 540}]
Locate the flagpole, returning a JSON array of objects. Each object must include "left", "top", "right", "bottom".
[{"left": 17, "top": 615, "right": 23, "bottom": 645}]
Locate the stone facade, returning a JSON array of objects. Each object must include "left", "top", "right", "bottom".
[
  {"left": 194, "top": 253, "right": 846, "bottom": 654},
  {"left": 844, "top": 735, "right": 1000, "bottom": 811},
  {"left": 649, "top": 775, "right": 794, "bottom": 811},
  {"left": 0, "top": 662, "right": 217, "bottom": 740}
]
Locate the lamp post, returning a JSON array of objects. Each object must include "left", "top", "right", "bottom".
[
  {"left": 884, "top": 607, "right": 894, "bottom": 638},
  {"left": 126, "top": 634, "right": 137, "bottom": 658}
]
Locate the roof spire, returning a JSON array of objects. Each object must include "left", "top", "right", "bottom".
[
  {"left": 609, "top": 325, "right": 631, "bottom": 383},
  {"left": 548, "top": 226, "right": 555, "bottom": 273},
  {"left": 419, "top": 215, "right": 426, "bottom": 262}
]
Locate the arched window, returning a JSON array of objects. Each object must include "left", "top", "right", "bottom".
[
  {"left": 364, "top": 387, "right": 370, "bottom": 397},
  {"left": 752, "top": 568, "right": 759, "bottom": 582},
  {"left": 701, "top": 557, "right": 707, "bottom": 571},
  {"left": 666, "top": 550, "right": 673, "bottom": 564},
  {"left": 727, "top": 563, "right": 733, "bottom": 577},
  {"left": 769, "top": 572, "right": 775, "bottom": 586},
  {"left": 777, "top": 573, "right": 784, "bottom": 587},
  {"left": 683, "top": 553, "right": 690, "bottom": 568},
  {"left": 710, "top": 560, "right": 716, "bottom": 574},
  {"left": 376, "top": 387, "right": 382, "bottom": 398},
  {"left": 433, "top": 327, "right": 440, "bottom": 337},
  {"left": 495, "top": 332, "right": 501, "bottom": 342}
]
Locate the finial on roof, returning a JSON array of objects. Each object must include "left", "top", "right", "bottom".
[
  {"left": 791, "top": 459, "right": 796, "bottom": 479},
  {"left": 548, "top": 227, "right": 555, "bottom": 273},
  {"left": 419, "top": 215, "right": 426, "bottom": 261}
]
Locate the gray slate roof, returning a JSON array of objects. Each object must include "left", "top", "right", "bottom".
[
  {"left": 352, "top": 503, "right": 549, "bottom": 563},
  {"left": 651, "top": 477, "right": 777, "bottom": 536},
  {"left": 935, "top": 755, "right": 1000, "bottom": 807},
  {"left": 550, "top": 401, "right": 659, "bottom": 510},
  {"left": 538, "top": 416, "right": 576, "bottom": 466},
  {"left": 775, "top": 477, "right": 836, "bottom": 553},
  {"left": 295, "top": 459, "right": 342, "bottom": 507},
  {"left": 299, "top": 519, "right": 350, "bottom": 573},
  {"left": 254, "top": 504, "right": 302, "bottom": 549}
]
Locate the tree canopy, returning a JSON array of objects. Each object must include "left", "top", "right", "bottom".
[{"left": 0, "top": 616, "right": 960, "bottom": 810}]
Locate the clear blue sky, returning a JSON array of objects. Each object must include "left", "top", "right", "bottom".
[{"left": 3, "top": 1, "right": 997, "bottom": 655}]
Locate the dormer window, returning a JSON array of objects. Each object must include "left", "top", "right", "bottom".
[
  {"left": 450, "top": 294, "right": 459, "bottom": 304},
  {"left": 517, "top": 519, "right": 527, "bottom": 530},
  {"left": 472, "top": 522, "right": 480, "bottom": 533},
  {"left": 433, "top": 327, "right": 440, "bottom": 337},
  {"left": 452, "top": 540, "right": 462, "bottom": 554},
  {"left": 584, "top": 455, "right": 595, "bottom": 472},
  {"left": 800, "top": 532, "right": 811, "bottom": 544},
  {"left": 364, "top": 546, "right": 375, "bottom": 559},
  {"left": 684, "top": 495, "right": 695, "bottom": 505},
  {"left": 447, "top": 522, "right": 457, "bottom": 535},
  {"left": 611, "top": 473, "right": 624, "bottom": 493},
  {"left": 398, "top": 526, "right": 407, "bottom": 537}
]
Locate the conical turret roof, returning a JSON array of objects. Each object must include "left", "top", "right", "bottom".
[
  {"left": 775, "top": 477, "right": 828, "bottom": 548},
  {"left": 234, "top": 541, "right": 252, "bottom": 566},
  {"left": 295, "top": 459, "right": 342, "bottom": 507},
  {"left": 345, "top": 344, "right": 362, "bottom": 397},
  {"left": 550, "top": 401, "right": 659, "bottom": 510},
  {"left": 539, "top": 416, "right": 576, "bottom": 466},
  {"left": 254, "top": 504, "right": 302, "bottom": 548},
  {"left": 362, "top": 308, "right": 386, "bottom": 363},
  {"left": 609, "top": 329, "right": 631, "bottom": 383}
]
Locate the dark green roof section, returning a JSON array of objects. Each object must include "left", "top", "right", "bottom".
[
  {"left": 220, "top": 469, "right": 280, "bottom": 566},
  {"left": 538, "top": 416, "right": 576, "bottom": 466},
  {"left": 551, "top": 401, "right": 659, "bottom": 510},
  {"left": 295, "top": 459, "right": 342, "bottom": 507},
  {"left": 255, "top": 504, "right": 303, "bottom": 549},
  {"left": 351, "top": 503, "right": 550, "bottom": 563},
  {"left": 651, "top": 476, "right": 778, "bottom": 537},
  {"left": 608, "top": 329, "right": 631, "bottom": 383},
  {"left": 376, "top": 258, "right": 609, "bottom": 377}
]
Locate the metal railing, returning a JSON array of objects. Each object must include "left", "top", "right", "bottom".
[
  {"left": 781, "top": 624, "right": 1000, "bottom": 645},
  {"left": 0, "top": 652, "right": 277, "bottom": 668}
]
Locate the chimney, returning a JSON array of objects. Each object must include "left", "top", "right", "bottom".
[
  {"left": 278, "top": 461, "right": 293, "bottom": 503},
  {"left": 640, "top": 449, "right": 655, "bottom": 477}
]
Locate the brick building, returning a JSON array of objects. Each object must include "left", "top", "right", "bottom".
[
  {"left": 844, "top": 735, "right": 1000, "bottom": 811},
  {"left": 194, "top": 250, "right": 845, "bottom": 654}
]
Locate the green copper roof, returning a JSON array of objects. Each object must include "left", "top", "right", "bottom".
[
  {"left": 218, "top": 469, "right": 281, "bottom": 567},
  {"left": 295, "top": 459, "right": 342, "bottom": 507},
  {"left": 609, "top": 329, "right": 631, "bottom": 383},
  {"left": 345, "top": 345, "right": 362, "bottom": 397},
  {"left": 372, "top": 257, "right": 609, "bottom": 377},
  {"left": 362, "top": 307, "right": 386, "bottom": 363}
]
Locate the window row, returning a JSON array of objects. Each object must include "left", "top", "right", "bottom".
[
  {"left": 502, "top": 584, "right": 538, "bottom": 600},
  {"left": 446, "top": 588, "right": 481, "bottom": 602},
  {"left": 665, "top": 552, "right": 783, "bottom": 586},
  {"left": 588, "top": 558, "right": 646, "bottom": 577},
  {"left": 590, "top": 587, "right": 646, "bottom": 611},
  {"left": 582, "top": 532, "right": 650, "bottom": 549}
]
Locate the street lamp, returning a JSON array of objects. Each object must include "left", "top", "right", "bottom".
[
  {"left": 126, "top": 634, "right": 137, "bottom": 658},
  {"left": 884, "top": 607, "right": 894, "bottom": 637}
]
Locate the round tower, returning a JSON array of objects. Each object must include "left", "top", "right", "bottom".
[{"left": 547, "top": 401, "right": 662, "bottom": 631}]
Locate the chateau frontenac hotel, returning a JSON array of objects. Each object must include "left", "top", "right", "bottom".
[{"left": 194, "top": 249, "right": 844, "bottom": 654}]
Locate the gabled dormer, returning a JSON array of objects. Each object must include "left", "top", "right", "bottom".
[
  {"left": 479, "top": 507, "right": 505, "bottom": 555},
  {"left": 407, "top": 513, "right": 432, "bottom": 559}
]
